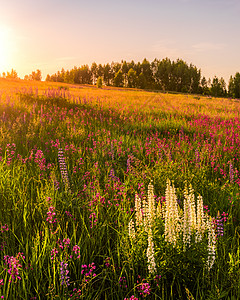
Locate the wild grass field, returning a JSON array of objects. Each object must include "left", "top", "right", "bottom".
[{"left": 0, "top": 78, "right": 240, "bottom": 299}]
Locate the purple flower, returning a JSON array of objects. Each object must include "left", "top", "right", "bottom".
[
  {"left": 60, "top": 260, "right": 70, "bottom": 286},
  {"left": 4, "top": 253, "right": 25, "bottom": 283},
  {"left": 72, "top": 245, "right": 80, "bottom": 258},
  {"left": 46, "top": 207, "right": 57, "bottom": 224}
]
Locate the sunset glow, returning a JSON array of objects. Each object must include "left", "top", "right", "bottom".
[
  {"left": 0, "top": 26, "right": 10, "bottom": 71},
  {"left": 0, "top": 0, "right": 240, "bottom": 81}
]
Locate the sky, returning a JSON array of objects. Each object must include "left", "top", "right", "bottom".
[{"left": 0, "top": 0, "right": 240, "bottom": 83}]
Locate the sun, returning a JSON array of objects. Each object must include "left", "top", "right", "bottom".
[{"left": 0, "top": 26, "right": 10, "bottom": 72}]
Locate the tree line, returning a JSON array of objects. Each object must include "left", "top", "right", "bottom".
[
  {"left": 45, "top": 58, "right": 240, "bottom": 98},
  {"left": 1, "top": 58, "right": 240, "bottom": 98}
]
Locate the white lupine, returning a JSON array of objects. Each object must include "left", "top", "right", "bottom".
[
  {"left": 146, "top": 228, "right": 156, "bottom": 274},
  {"left": 196, "top": 195, "right": 205, "bottom": 242},
  {"left": 147, "top": 181, "right": 156, "bottom": 228},
  {"left": 135, "top": 193, "right": 143, "bottom": 228},
  {"left": 189, "top": 186, "right": 196, "bottom": 230},
  {"left": 183, "top": 187, "right": 192, "bottom": 250},
  {"left": 206, "top": 216, "right": 216, "bottom": 270},
  {"left": 142, "top": 196, "right": 149, "bottom": 231},
  {"left": 164, "top": 180, "right": 180, "bottom": 247},
  {"left": 128, "top": 219, "right": 136, "bottom": 240}
]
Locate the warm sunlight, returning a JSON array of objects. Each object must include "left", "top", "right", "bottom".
[{"left": 0, "top": 26, "right": 10, "bottom": 71}]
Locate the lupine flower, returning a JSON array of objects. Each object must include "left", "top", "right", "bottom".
[
  {"left": 58, "top": 148, "right": 71, "bottom": 192},
  {"left": 60, "top": 260, "right": 70, "bottom": 286},
  {"left": 164, "top": 179, "right": 180, "bottom": 247},
  {"left": 128, "top": 219, "right": 136, "bottom": 240},
  {"left": 206, "top": 217, "right": 216, "bottom": 270},
  {"left": 135, "top": 193, "right": 143, "bottom": 228},
  {"left": 146, "top": 229, "right": 156, "bottom": 274},
  {"left": 147, "top": 181, "right": 156, "bottom": 229}
]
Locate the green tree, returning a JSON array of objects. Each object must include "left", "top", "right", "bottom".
[
  {"left": 228, "top": 73, "right": 240, "bottom": 98},
  {"left": 137, "top": 72, "right": 147, "bottom": 89},
  {"left": 103, "top": 63, "right": 112, "bottom": 86},
  {"left": 6, "top": 69, "right": 18, "bottom": 79},
  {"left": 200, "top": 76, "right": 210, "bottom": 95},
  {"left": 113, "top": 70, "right": 123, "bottom": 87},
  {"left": 96, "top": 76, "right": 103, "bottom": 88},
  {"left": 211, "top": 76, "right": 226, "bottom": 97},
  {"left": 127, "top": 68, "right": 137, "bottom": 88},
  {"left": 91, "top": 62, "right": 98, "bottom": 85}
]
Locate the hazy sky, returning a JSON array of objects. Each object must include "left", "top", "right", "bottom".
[{"left": 0, "top": 0, "right": 240, "bottom": 82}]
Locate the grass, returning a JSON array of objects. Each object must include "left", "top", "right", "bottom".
[{"left": 0, "top": 78, "right": 240, "bottom": 299}]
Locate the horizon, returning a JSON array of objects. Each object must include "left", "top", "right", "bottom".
[{"left": 0, "top": 0, "right": 240, "bottom": 83}]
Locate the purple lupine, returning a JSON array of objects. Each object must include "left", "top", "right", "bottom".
[
  {"left": 215, "top": 213, "right": 224, "bottom": 237},
  {"left": 60, "top": 260, "right": 70, "bottom": 286}
]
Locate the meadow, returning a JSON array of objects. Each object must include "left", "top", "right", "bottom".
[{"left": 0, "top": 78, "right": 240, "bottom": 299}]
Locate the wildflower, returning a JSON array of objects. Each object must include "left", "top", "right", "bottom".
[
  {"left": 4, "top": 253, "right": 25, "bottom": 283},
  {"left": 81, "top": 263, "right": 96, "bottom": 282},
  {"left": 146, "top": 229, "right": 156, "bottom": 274},
  {"left": 51, "top": 248, "right": 58, "bottom": 260},
  {"left": 137, "top": 281, "right": 151, "bottom": 297},
  {"left": 72, "top": 245, "right": 80, "bottom": 258},
  {"left": 58, "top": 148, "right": 71, "bottom": 192},
  {"left": 60, "top": 260, "right": 70, "bottom": 286},
  {"left": 164, "top": 179, "right": 180, "bottom": 247},
  {"left": 206, "top": 217, "right": 216, "bottom": 270},
  {"left": 46, "top": 207, "right": 57, "bottom": 224},
  {"left": 147, "top": 181, "right": 156, "bottom": 228},
  {"left": 128, "top": 219, "right": 136, "bottom": 240},
  {"left": 124, "top": 296, "right": 138, "bottom": 300}
]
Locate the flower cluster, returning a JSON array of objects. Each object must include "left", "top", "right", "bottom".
[
  {"left": 60, "top": 260, "right": 70, "bottom": 286},
  {"left": 137, "top": 281, "right": 151, "bottom": 297},
  {"left": 81, "top": 263, "right": 96, "bottom": 282},
  {"left": 4, "top": 252, "right": 25, "bottom": 283},
  {"left": 128, "top": 180, "right": 218, "bottom": 274},
  {"left": 72, "top": 245, "right": 81, "bottom": 259},
  {"left": 124, "top": 296, "right": 138, "bottom": 300},
  {"left": 119, "top": 276, "right": 127, "bottom": 288},
  {"left": 46, "top": 206, "right": 57, "bottom": 224},
  {"left": 57, "top": 238, "right": 70, "bottom": 250},
  {"left": 0, "top": 224, "right": 9, "bottom": 233},
  {"left": 69, "top": 288, "right": 82, "bottom": 299}
]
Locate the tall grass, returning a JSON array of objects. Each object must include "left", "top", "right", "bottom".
[{"left": 0, "top": 79, "right": 239, "bottom": 299}]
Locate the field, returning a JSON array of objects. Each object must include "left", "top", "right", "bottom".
[{"left": 0, "top": 78, "right": 240, "bottom": 299}]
